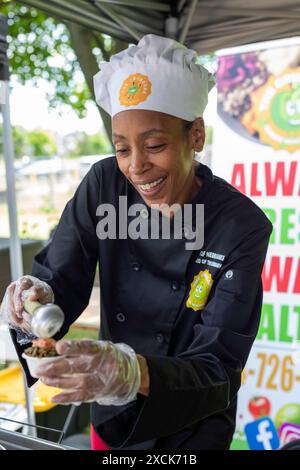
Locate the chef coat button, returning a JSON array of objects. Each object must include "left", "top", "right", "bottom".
[
  {"left": 155, "top": 333, "right": 164, "bottom": 344},
  {"left": 131, "top": 262, "right": 141, "bottom": 272},
  {"left": 116, "top": 312, "right": 126, "bottom": 322},
  {"left": 140, "top": 208, "right": 149, "bottom": 219},
  {"left": 171, "top": 281, "right": 180, "bottom": 291}
]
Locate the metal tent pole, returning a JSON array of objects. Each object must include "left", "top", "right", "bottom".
[
  {"left": 0, "top": 14, "right": 36, "bottom": 438},
  {"left": 93, "top": 0, "right": 170, "bottom": 12},
  {"left": 179, "top": 0, "right": 198, "bottom": 43},
  {"left": 94, "top": 1, "right": 142, "bottom": 42},
  {"left": 1, "top": 81, "right": 23, "bottom": 280}
]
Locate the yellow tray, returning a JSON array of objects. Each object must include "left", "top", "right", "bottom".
[{"left": 0, "top": 365, "right": 61, "bottom": 412}]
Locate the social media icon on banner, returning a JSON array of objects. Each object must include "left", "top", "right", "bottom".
[
  {"left": 279, "top": 423, "right": 300, "bottom": 446},
  {"left": 245, "top": 418, "right": 280, "bottom": 450}
]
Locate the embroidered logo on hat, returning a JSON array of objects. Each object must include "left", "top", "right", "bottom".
[
  {"left": 186, "top": 269, "right": 213, "bottom": 311},
  {"left": 119, "top": 73, "right": 152, "bottom": 107}
]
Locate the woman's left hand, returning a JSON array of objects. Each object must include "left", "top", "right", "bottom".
[{"left": 35, "top": 339, "right": 141, "bottom": 406}]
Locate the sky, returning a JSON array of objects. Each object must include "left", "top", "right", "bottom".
[
  {"left": 9, "top": 79, "right": 217, "bottom": 136},
  {"left": 9, "top": 79, "right": 103, "bottom": 135}
]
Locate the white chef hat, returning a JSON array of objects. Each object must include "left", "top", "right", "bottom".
[{"left": 93, "top": 34, "right": 215, "bottom": 121}]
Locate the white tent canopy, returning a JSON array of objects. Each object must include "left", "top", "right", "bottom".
[{"left": 20, "top": 0, "right": 300, "bottom": 53}]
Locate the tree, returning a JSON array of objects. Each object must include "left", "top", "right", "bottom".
[
  {"left": 0, "top": 1, "right": 129, "bottom": 143},
  {"left": 1, "top": 2, "right": 216, "bottom": 146},
  {"left": 27, "top": 129, "right": 57, "bottom": 156},
  {"left": 69, "top": 131, "right": 111, "bottom": 157},
  {"left": 205, "top": 126, "right": 213, "bottom": 145},
  {"left": 0, "top": 124, "right": 57, "bottom": 157},
  {"left": 12, "top": 125, "right": 29, "bottom": 157},
  {"left": 0, "top": 123, "right": 29, "bottom": 158}
]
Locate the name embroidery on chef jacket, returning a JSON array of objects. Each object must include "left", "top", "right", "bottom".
[{"left": 186, "top": 269, "right": 213, "bottom": 311}]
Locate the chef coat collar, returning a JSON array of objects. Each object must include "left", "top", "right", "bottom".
[{"left": 191, "top": 161, "right": 213, "bottom": 205}]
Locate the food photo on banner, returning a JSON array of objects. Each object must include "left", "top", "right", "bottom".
[{"left": 212, "top": 36, "right": 300, "bottom": 451}]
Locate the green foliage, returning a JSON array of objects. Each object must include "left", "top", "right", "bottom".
[
  {"left": 19, "top": 213, "right": 59, "bottom": 240},
  {"left": 0, "top": 1, "right": 216, "bottom": 139},
  {"left": 1, "top": 1, "right": 96, "bottom": 117},
  {"left": 196, "top": 52, "right": 217, "bottom": 74},
  {"left": 0, "top": 124, "right": 57, "bottom": 157},
  {"left": 27, "top": 129, "right": 57, "bottom": 156},
  {"left": 0, "top": 124, "right": 29, "bottom": 158},
  {"left": 39, "top": 195, "right": 56, "bottom": 214},
  {"left": 70, "top": 132, "right": 112, "bottom": 157},
  {"left": 12, "top": 125, "right": 28, "bottom": 157},
  {"left": 205, "top": 126, "right": 213, "bottom": 145},
  {"left": 20, "top": 219, "right": 36, "bottom": 238}
]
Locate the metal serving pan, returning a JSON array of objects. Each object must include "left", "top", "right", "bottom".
[{"left": 0, "top": 427, "right": 74, "bottom": 450}]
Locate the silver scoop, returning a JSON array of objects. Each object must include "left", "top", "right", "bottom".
[{"left": 24, "top": 300, "right": 64, "bottom": 338}]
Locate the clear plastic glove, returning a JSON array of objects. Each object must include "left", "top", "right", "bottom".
[
  {"left": 36, "top": 339, "right": 141, "bottom": 406},
  {"left": 0, "top": 275, "right": 54, "bottom": 344}
]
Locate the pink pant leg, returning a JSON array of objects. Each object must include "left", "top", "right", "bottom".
[{"left": 90, "top": 424, "right": 110, "bottom": 450}]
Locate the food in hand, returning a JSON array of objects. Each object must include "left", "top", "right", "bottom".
[{"left": 24, "top": 338, "right": 58, "bottom": 358}]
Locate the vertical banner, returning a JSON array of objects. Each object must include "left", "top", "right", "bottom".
[{"left": 212, "top": 37, "right": 300, "bottom": 450}]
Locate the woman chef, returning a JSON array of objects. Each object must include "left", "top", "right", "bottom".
[{"left": 0, "top": 34, "right": 272, "bottom": 450}]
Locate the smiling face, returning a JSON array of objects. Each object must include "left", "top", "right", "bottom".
[{"left": 112, "top": 110, "right": 205, "bottom": 208}]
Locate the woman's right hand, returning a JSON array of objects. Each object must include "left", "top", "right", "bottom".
[{"left": 0, "top": 275, "right": 54, "bottom": 333}]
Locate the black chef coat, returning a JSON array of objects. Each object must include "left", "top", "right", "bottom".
[{"left": 11, "top": 156, "right": 272, "bottom": 450}]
